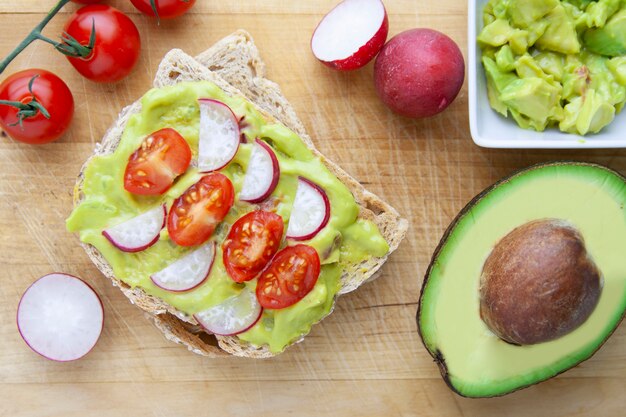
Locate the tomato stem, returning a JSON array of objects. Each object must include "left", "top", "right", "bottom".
[
  {"left": 0, "top": 75, "right": 50, "bottom": 127},
  {"left": 0, "top": 0, "right": 95, "bottom": 75},
  {"left": 150, "top": 0, "right": 161, "bottom": 25}
]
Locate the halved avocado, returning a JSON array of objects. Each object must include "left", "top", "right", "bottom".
[{"left": 417, "top": 162, "right": 626, "bottom": 398}]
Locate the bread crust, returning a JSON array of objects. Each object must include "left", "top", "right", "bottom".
[{"left": 73, "top": 30, "right": 408, "bottom": 358}]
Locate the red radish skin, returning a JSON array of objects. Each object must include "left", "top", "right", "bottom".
[
  {"left": 102, "top": 204, "right": 166, "bottom": 253},
  {"left": 239, "top": 139, "right": 280, "bottom": 204},
  {"left": 374, "top": 28, "right": 465, "bottom": 118},
  {"left": 286, "top": 177, "right": 331, "bottom": 241},
  {"left": 197, "top": 99, "right": 241, "bottom": 172},
  {"left": 17, "top": 273, "right": 104, "bottom": 362},
  {"left": 312, "top": 0, "right": 389, "bottom": 71},
  {"left": 150, "top": 242, "right": 216, "bottom": 293}
]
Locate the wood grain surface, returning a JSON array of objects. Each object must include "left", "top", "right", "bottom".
[{"left": 1, "top": 1, "right": 625, "bottom": 416}]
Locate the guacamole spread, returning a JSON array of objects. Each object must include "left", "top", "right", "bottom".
[
  {"left": 67, "top": 81, "right": 389, "bottom": 353},
  {"left": 479, "top": 0, "right": 626, "bottom": 135}
]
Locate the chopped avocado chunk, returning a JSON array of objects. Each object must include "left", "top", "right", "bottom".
[
  {"left": 534, "top": 51, "right": 565, "bottom": 80},
  {"left": 418, "top": 162, "right": 626, "bottom": 398},
  {"left": 483, "top": 56, "right": 519, "bottom": 116},
  {"left": 526, "top": 19, "right": 550, "bottom": 45},
  {"left": 607, "top": 56, "right": 626, "bottom": 84},
  {"left": 506, "top": 0, "right": 558, "bottom": 28},
  {"left": 536, "top": 5, "right": 581, "bottom": 54},
  {"left": 508, "top": 29, "right": 530, "bottom": 54},
  {"left": 560, "top": 89, "right": 616, "bottom": 134},
  {"left": 495, "top": 45, "right": 516, "bottom": 71},
  {"left": 577, "top": 0, "right": 621, "bottom": 29},
  {"left": 478, "top": 19, "right": 516, "bottom": 47},
  {"left": 584, "top": 8, "right": 626, "bottom": 56},
  {"left": 500, "top": 77, "right": 562, "bottom": 130}
]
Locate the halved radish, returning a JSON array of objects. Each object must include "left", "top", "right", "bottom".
[
  {"left": 311, "top": 0, "right": 389, "bottom": 71},
  {"left": 239, "top": 139, "right": 280, "bottom": 203},
  {"left": 198, "top": 99, "right": 240, "bottom": 172},
  {"left": 150, "top": 242, "right": 216, "bottom": 292},
  {"left": 17, "top": 273, "right": 104, "bottom": 362},
  {"left": 286, "top": 177, "right": 331, "bottom": 240},
  {"left": 102, "top": 204, "right": 166, "bottom": 252},
  {"left": 194, "top": 286, "right": 262, "bottom": 336}
]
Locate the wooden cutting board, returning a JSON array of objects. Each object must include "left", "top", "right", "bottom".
[{"left": 1, "top": 1, "right": 624, "bottom": 416}]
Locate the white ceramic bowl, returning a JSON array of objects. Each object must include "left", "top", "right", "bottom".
[{"left": 468, "top": 0, "right": 626, "bottom": 149}]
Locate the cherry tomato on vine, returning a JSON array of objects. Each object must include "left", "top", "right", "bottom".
[
  {"left": 71, "top": 0, "right": 102, "bottom": 4},
  {"left": 64, "top": 5, "right": 141, "bottom": 83},
  {"left": 130, "top": 0, "right": 197, "bottom": 19},
  {"left": 0, "top": 69, "right": 74, "bottom": 145}
]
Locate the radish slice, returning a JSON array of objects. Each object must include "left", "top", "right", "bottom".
[
  {"left": 311, "top": 0, "right": 389, "bottom": 71},
  {"left": 239, "top": 139, "right": 280, "bottom": 203},
  {"left": 17, "top": 273, "right": 104, "bottom": 362},
  {"left": 102, "top": 204, "right": 166, "bottom": 253},
  {"left": 198, "top": 99, "right": 240, "bottom": 172},
  {"left": 286, "top": 177, "right": 331, "bottom": 240},
  {"left": 150, "top": 242, "right": 216, "bottom": 292},
  {"left": 194, "top": 287, "right": 262, "bottom": 336}
]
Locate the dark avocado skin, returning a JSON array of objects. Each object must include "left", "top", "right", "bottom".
[{"left": 415, "top": 161, "right": 626, "bottom": 398}]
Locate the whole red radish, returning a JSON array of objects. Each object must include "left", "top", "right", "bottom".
[
  {"left": 312, "top": 0, "right": 388, "bottom": 71},
  {"left": 374, "top": 28, "right": 465, "bottom": 118}
]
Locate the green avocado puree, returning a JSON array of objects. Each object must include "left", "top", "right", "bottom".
[{"left": 66, "top": 81, "right": 389, "bottom": 353}]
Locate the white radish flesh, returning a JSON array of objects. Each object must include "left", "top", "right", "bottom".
[
  {"left": 150, "top": 242, "right": 216, "bottom": 292},
  {"left": 311, "top": 0, "right": 389, "bottom": 70},
  {"left": 17, "top": 273, "right": 104, "bottom": 362},
  {"left": 286, "top": 177, "right": 331, "bottom": 240},
  {"left": 194, "top": 287, "right": 262, "bottom": 336},
  {"left": 239, "top": 139, "right": 280, "bottom": 203},
  {"left": 102, "top": 204, "right": 166, "bottom": 252},
  {"left": 198, "top": 99, "right": 240, "bottom": 172}
]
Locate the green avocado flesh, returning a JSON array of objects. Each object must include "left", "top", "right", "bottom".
[
  {"left": 418, "top": 163, "right": 626, "bottom": 398},
  {"left": 66, "top": 81, "right": 389, "bottom": 353},
  {"left": 479, "top": 0, "right": 626, "bottom": 135}
]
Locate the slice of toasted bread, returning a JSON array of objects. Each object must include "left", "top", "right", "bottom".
[{"left": 74, "top": 30, "right": 408, "bottom": 358}]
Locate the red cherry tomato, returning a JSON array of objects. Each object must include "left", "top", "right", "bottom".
[
  {"left": 168, "top": 173, "right": 235, "bottom": 247},
  {"left": 223, "top": 211, "right": 284, "bottom": 283},
  {"left": 0, "top": 69, "right": 74, "bottom": 145},
  {"left": 72, "top": 0, "right": 102, "bottom": 4},
  {"left": 124, "top": 128, "right": 191, "bottom": 195},
  {"left": 64, "top": 5, "right": 141, "bottom": 83},
  {"left": 130, "top": 0, "right": 197, "bottom": 19},
  {"left": 256, "top": 245, "right": 321, "bottom": 309}
]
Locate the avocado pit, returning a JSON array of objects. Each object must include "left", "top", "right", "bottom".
[{"left": 479, "top": 219, "right": 601, "bottom": 345}]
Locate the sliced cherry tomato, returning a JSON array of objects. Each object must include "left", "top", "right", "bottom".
[
  {"left": 0, "top": 69, "right": 74, "bottom": 145},
  {"left": 168, "top": 173, "right": 235, "bottom": 247},
  {"left": 130, "top": 0, "right": 197, "bottom": 19},
  {"left": 124, "top": 128, "right": 191, "bottom": 195},
  {"left": 256, "top": 245, "right": 321, "bottom": 310},
  {"left": 223, "top": 211, "right": 284, "bottom": 283},
  {"left": 64, "top": 5, "right": 141, "bottom": 83}
]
